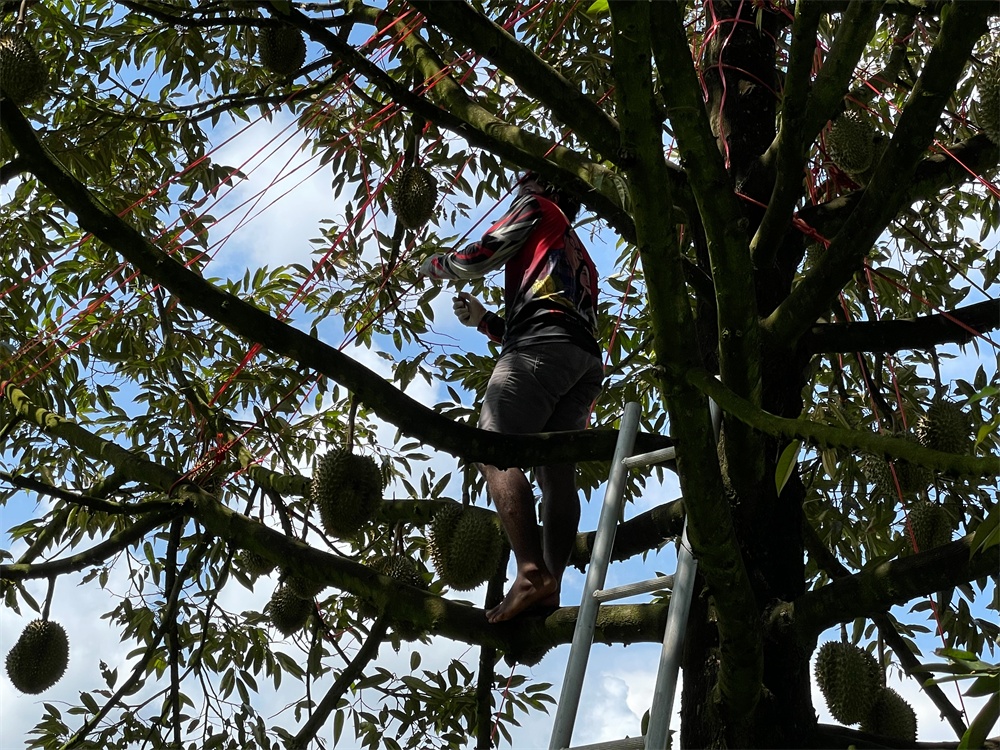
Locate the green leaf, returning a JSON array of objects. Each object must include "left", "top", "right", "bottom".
[
  {"left": 971, "top": 505, "right": 1000, "bottom": 557},
  {"left": 965, "top": 674, "right": 1000, "bottom": 698},
  {"left": 967, "top": 385, "right": 1000, "bottom": 405},
  {"left": 775, "top": 440, "right": 801, "bottom": 494},
  {"left": 958, "top": 692, "right": 999, "bottom": 750},
  {"left": 974, "top": 413, "right": 1000, "bottom": 446},
  {"left": 587, "top": 0, "right": 610, "bottom": 16}
]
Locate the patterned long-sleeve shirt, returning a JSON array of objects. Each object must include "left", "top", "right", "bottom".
[{"left": 422, "top": 193, "right": 600, "bottom": 356}]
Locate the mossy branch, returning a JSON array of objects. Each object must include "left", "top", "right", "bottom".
[
  {"left": 610, "top": 0, "right": 762, "bottom": 720},
  {"left": 689, "top": 368, "right": 999, "bottom": 478}
]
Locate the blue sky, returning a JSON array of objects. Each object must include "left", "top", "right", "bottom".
[{"left": 2, "top": 92, "right": 997, "bottom": 750}]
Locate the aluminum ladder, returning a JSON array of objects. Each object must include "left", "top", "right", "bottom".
[{"left": 548, "top": 400, "right": 719, "bottom": 750}]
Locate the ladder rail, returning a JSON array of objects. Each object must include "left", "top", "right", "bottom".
[{"left": 548, "top": 402, "right": 641, "bottom": 750}]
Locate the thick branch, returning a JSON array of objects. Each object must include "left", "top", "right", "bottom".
[
  {"left": 0, "top": 103, "right": 673, "bottom": 467},
  {"left": 766, "top": 2, "right": 992, "bottom": 348},
  {"left": 791, "top": 534, "right": 999, "bottom": 640},
  {"left": 801, "top": 299, "right": 1000, "bottom": 354},
  {"left": 650, "top": 1, "right": 765, "bottom": 494},
  {"left": 689, "top": 369, "right": 999, "bottom": 478},
  {"left": 610, "top": 1, "right": 762, "bottom": 719},
  {"left": 189, "top": 490, "right": 668, "bottom": 652},
  {"left": 406, "top": 0, "right": 622, "bottom": 160}
]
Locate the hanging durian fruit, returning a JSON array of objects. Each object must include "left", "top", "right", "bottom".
[
  {"left": 861, "top": 433, "right": 929, "bottom": 498},
  {"left": 267, "top": 584, "right": 313, "bottom": 635},
  {"left": 428, "top": 503, "right": 505, "bottom": 591},
  {"left": 258, "top": 24, "right": 306, "bottom": 76},
  {"left": 916, "top": 400, "right": 971, "bottom": 455},
  {"left": 5, "top": 619, "right": 69, "bottom": 694},
  {"left": 905, "top": 500, "right": 953, "bottom": 552},
  {"left": 861, "top": 687, "right": 917, "bottom": 742},
  {"left": 826, "top": 111, "right": 881, "bottom": 179},
  {"left": 285, "top": 573, "right": 326, "bottom": 600},
  {"left": 367, "top": 554, "right": 430, "bottom": 641},
  {"left": 974, "top": 58, "right": 1000, "bottom": 145},
  {"left": 311, "top": 448, "right": 385, "bottom": 538},
  {"left": 392, "top": 166, "right": 438, "bottom": 229},
  {"left": 238, "top": 549, "right": 275, "bottom": 577},
  {"left": 814, "top": 641, "right": 880, "bottom": 725},
  {"left": 0, "top": 32, "right": 48, "bottom": 104}
]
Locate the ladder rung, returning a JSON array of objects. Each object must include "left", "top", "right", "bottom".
[
  {"left": 623, "top": 447, "right": 676, "bottom": 469},
  {"left": 594, "top": 575, "right": 674, "bottom": 602},
  {"left": 564, "top": 737, "right": 646, "bottom": 750}
]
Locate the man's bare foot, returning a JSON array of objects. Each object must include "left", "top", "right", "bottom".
[{"left": 486, "top": 568, "right": 558, "bottom": 623}]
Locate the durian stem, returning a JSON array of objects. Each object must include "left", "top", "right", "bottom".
[
  {"left": 41, "top": 575, "right": 55, "bottom": 621},
  {"left": 346, "top": 394, "right": 358, "bottom": 451},
  {"left": 15, "top": 0, "right": 27, "bottom": 31}
]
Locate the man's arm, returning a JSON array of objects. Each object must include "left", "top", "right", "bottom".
[{"left": 419, "top": 194, "right": 541, "bottom": 280}]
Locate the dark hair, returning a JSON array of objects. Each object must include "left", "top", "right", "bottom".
[{"left": 520, "top": 171, "right": 581, "bottom": 222}]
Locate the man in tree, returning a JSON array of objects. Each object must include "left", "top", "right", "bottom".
[{"left": 419, "top": 172, "right": 603, "bottom": 622}]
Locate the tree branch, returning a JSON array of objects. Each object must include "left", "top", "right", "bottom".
[
  {"left": 650, "top": 1, "right": 765, "bottom": 495},
  {"left": 790, "top": 534, "right": 999, "bottom": 641},
  {"left": 0, "top": 102, "right": 673, "bottom": 467},
  {"left": 765, "top": 2, "right": 993, "bottom": 348},
  {"left": 801, "top": 299, "right": 1000, "bottom": 354},
  {"left": 610, "top": 1, "right": 762, "bottom": 720},
  {"left": 0, "top": 510, "right": 180, "bottom": 581},
  {"left": 689, "top": 368, "right": 999, "bottom": 478},
  {"left": 288, "top": 617, "right": 389, "bottom": 750},
  {"left": 406, "top": 0, "right": 622, "bottom": 160}
]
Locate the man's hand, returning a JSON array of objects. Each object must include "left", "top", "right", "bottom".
[{"left": 453, "top": 292, "right": 486, "bottom": 328}]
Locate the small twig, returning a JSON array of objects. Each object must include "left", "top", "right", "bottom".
[{"left": 40, "top": 575, "right": 54, "bottom": 620}]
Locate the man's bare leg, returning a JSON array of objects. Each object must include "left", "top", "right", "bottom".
[
  {"left": 482, "top": 465, "right": 559, "bottom": 623},
  {"left": 538, "top": 463, "right": 580, "bottom": 594}
]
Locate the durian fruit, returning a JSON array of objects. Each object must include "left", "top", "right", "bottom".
[
  {"left": 392, "top": 166, "right": 438, "bottom": 229},
  {"left": 370, "top": 554, "right": 428, "bottom": 591},
  {"left": 0, "top": 32, "right": 48, "bottom": 104},
  {"left": 428, "top": 504, "right": 504, "bottom": 591},
  {"left": 368, "top": 554, "right": 430, "bottom": 641},
  {"left": 258, "top": 24, "right": 306, "bottom": 76},
  {"left": 814, "top": 641, "right": 880, "bottom": 725},
  {"left": 905, "top": 500, "right": 953, "bottom": 552},
  {"left": 286, "top": 574, "right": 326, "bottom": 600},
  {"left": 5, "top": 619, "right": 69, "bottom": 694},
  {"left": 826, "top": 112, "right": 879, "bottom": 176},
  {"left": 916, "top": 400, "right": 971, "bottom": 455},
  {"left": 861, "top": 687, "right": 917, "bottom": 742},
  {"left": 861, "top": 434, "right": 930, "bottom": 498},
  {"left": 237, "top": 549, "right": 275, "bottom": 577},
  {"left": 311, "top": 449, "right": 385, "bottom": 538},
  {"left": 267, "top": 584, "right": 313, "bottom": 635},
  {"left": 974, "top": 58, "right": 1000, "bottom": 145}
]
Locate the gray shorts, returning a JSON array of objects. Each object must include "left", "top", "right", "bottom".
[{"left": 478, "top": 342, "right": 604, "bottom": 437}]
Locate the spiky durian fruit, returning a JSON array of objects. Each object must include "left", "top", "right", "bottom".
[
  {"left": 392, "top": 166, "right": 438, "bottom": 229},
  {"left": 827, "top": 112, "right": 880, "bottom": 174},
  {"left": 238, "top": 549, "right": 275, "bottom": 577},
  {"left": 286, "top": 574, "right": 326, "bottom": 600},
  {"left": 311, "top": 449, "right": 384, "bottom": 538},
  {"left": 5, "top": 619, "right": 69, "bottom": 694},
  {"left": 861, "top": 434, "right": 929, "bottom": 498},
  {"left": 815, "top": 641, "right": 880, "bottom": 725},
  {"left": 258, "top": 24, "right": 306, "bottom": 76},
  {"left": 975, "top": 58, "right": 1000, "bottom": 145},
  {"left": 428, "top": 504, "right": 504, "bottom": 591},
  {"left": 267, "top": 585, "right": 313, "bottom": 635},
  {"left": 861, "top": 687, "right": 917, "bottom": 742},
  {"left": 906, "top": 500, "right": 953, "bottom": 552},
  {"left": 371, "top": 554, "right": 428, "bottom": 590},
  {"left": 0, "top": 33, "right": 48, "bottom": 104},
  {"left": 916, "top": 400, "right": 971, "bottom": 455}
]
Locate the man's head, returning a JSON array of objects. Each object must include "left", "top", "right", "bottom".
[{"left": 518, "top": 171, "right": 581, "bottom": 222}]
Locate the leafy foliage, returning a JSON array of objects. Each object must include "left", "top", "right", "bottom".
[{"left": 0, "top": 1, "right": 997, "bottom": 748}]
